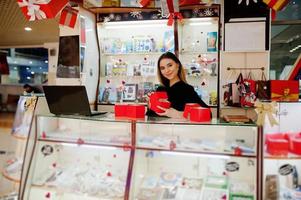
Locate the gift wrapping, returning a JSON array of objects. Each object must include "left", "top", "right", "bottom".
[
  {"left": 270, "top": 80, "right": 299, "bottom": 102},
  {"left": 59, "top": 6, "right": 79, "bottom": 28},
  {"left": 17, "top": 0, "right": 68, "bottom": 21}
]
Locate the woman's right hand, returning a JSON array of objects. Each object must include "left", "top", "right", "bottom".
[{"left": 146, "top": 91, "right": 154, "bottom": 108}]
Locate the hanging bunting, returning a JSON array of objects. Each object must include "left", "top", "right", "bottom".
[
  {"left": 59, "top": 6, "right": 79, "bottom": 28},
  {"left": 262, "top": 0, "right": 290, "bottom": 20},
  {"left": 164, "top": 0, "right": 183, "bottom": 26},
  {"left": 17, "top": 0, "right": 68, "bottom": 21}
]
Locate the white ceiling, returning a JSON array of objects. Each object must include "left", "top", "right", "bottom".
[{"left": 0, "top": 0, "right": 60, "bottom": 47}]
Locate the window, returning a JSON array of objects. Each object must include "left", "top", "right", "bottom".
[{"left": 0, "top": 48, "right": 48, "bottom": 84}]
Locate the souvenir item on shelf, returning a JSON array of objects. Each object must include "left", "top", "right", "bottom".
[
  {"left": 159, "top": 172, "right": 182, "bottom": 187},
  {"left": 265, "top": 174, "right": 279, "bottom": 200},
  {"left": 207, "top": 32, "right": 217, "bottom": 52},
  {"left": 240, "top": 72, "right": 257, "bottom": 107},
  {"left": 223, "top": 115, "right": 250, "bottom": 123},
  {"left": 270, "top": 80, "right": 299, "bottom": 102},
  {"left": 256, "top": 72, "right": 270, "bottom": 100},
  {"left": 123, "top": 84, "right": 137, "bottom": 101},
  {"left": 223, "top": 73, "right": 243, "bottom": 107},
  {"left": 101, "top": 0, "right": 120, "bottom": 7}
]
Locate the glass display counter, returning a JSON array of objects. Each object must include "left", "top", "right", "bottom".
[
  {"left": 22, "top": 114, "right": 262, "bottom": 200},
  {"left": 263, "top": 102, "right": 301, "bottom": 200}
]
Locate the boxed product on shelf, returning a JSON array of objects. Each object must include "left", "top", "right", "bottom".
[{"left": 270, "top": 80, "right": 299, "bottom": 102}]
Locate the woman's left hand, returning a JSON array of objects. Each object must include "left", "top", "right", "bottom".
[{"left": 156, "top": 106, "right": 184, "bottom": 119}]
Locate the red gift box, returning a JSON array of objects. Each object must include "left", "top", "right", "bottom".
[
  {"left": 285, "top": 133, "right": 301, "bottom": 155},
  {"left": 127, "top": 104, "right": 145, "bottom": 119},
  {"left": 17, "top": 0, "right": 68, "bottom": 21},
  {"left": 270, "top": 80, "right": 299, "bottom": 102},
  {"left": 189, "top": 107, "right": 211, "bottom": 122},
  {"left": 114, "top": 104, "right": 128, "bottom": 118},
  {"left": 266, "top": 138, "right": 289, "bottom": 156},
  {"left": 265, "top": 133, "right": 286, "bottom": 144},
  {"left": 59, "top": 6, "right": 78, "bottom": 28},
  {"left": 183, "top": 103, "right": 200, "bottom": 119},
  {"left": 149, "top": 92, "right": 170, "bottom": 113}
]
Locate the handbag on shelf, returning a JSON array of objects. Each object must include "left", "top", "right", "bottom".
[
  {"left": 256, "top": 72, "right": 270, "bottom": 100},
  {"left": 240, "top": 72, "right": 257, "bottom": 107},
  {"left": 223, "top": 72, "right": 243, "bottom": 107}
]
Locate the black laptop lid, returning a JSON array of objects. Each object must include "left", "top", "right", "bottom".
[{"left": 43, "top": 85, "right": 91, "bottom": 116}]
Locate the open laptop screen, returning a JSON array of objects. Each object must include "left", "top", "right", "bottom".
[{"left": 43, "top": 86, "right": 91, "bottom": 116}]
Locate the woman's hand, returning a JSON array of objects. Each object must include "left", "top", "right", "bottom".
[{"left": 156, "top": 106, "right": 184, "bottom": 119}]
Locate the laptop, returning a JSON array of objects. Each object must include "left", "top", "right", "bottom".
[{"left": 43, "top": 85, "right": 107, "bottom": 116}]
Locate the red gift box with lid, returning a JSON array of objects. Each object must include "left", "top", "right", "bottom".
[
  {"left": 270, "top": 80, "right": 299, "bottom": 102},
  {"left": 183, "top": 103, "right": 200, "bottom": 119},
  {"left": 149, "top": 92, "right": 171, "bottom": 113},
  {"left": 285, "top": 132, "right": 301, "bottom": 155},
  {"left": 189, "top": 107, "right": 211, "bottom": 122},
  {"left": 126, "top": 104, "right": 145, "bottom": 119},
  {"left": 17, "top": 0, "right": 68, "bottom": 21},
  {"left": 266, "top": 133, "right": 289, "bottom": 156},
  {"left": 114, "top": 104, "right": 128, "bottom": 118}
]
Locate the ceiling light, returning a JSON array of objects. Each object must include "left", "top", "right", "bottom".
[
  {"left": 31, "top": 71, "right": 35, "bottom": 74},
  {"left": 44, "top": 60, "right": 48, "bottom": 63},
  {"left": 24, "top": 27, "right": 32, "bottom": 31},
  {"left": 29, "top": 61, "right": 32, "bottom": 64}
]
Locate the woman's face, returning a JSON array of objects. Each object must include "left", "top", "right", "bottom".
[{"left": 159, "top": 58, "right": 179, "bottom": 82}]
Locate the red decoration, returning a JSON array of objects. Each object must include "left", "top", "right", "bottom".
[
  {"left": 59, "top": 6, "right": 78, "bottom": 28},
  {"left": 17, "top": 0, "right": 68, "bottom": 21},
  {"left": 166, "top": 0, "right": 183, "bottom": 26},
  {"left": 169, "top": 140, "right": 176, "bottom": 150},
  {"left": 183, "top": 103, "right": 200, "bottom": 119},
  {"left": 234, "top": 147, "right": 242, "bottom": 155},
  {"left": 190, "top": 107, "right": 211, "bottom": 122},
  {"left": 42, "top": 131, "right": 47, "bottom": 139},
  {"left": 107, "top": 171, "right": 112, "bottom": 177},
  {"left": 77, "top": 138, "right": 85, "bottom": 145},
  {"left": 45, "top": 192, "right": 50, "bottom": 198},
  {"left": 263, "top": 0, "right": 290, "bottom": 20},
  {"left": 122, "top": 143, "right": 132, "bottom": 152}
]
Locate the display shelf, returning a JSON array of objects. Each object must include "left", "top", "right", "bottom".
[{"left": 28, "top": 185, "right": 123, "bottom": 200}]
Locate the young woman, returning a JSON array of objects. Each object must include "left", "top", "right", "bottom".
[{"left": 147, "top": 52, "right": 208, "bottom": 118}]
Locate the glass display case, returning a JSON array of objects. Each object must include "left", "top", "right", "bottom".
[
  {"left": 130, "top": 120, "right": 261, "bottom": 200},
  {"left": 22, "top": 114, "right": 262, "bottom": 200},
  {"left": 263, "top": 102, "right": 301, "bottom": 200},
  {"left": 22, "top": 115, "right": 133, "bottom": 200},
  {"left": 96, "top": 5, "right": 220, "bottom": 107},
  {"left": 97, "top": 11, "right": 173, "bottom": 104},
  {"left": 178, "top": 6, "right": 219, "bottom": 106}
]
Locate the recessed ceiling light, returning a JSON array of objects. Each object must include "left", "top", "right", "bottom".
[
  {"left": 29, "top": 61, "right": 32, "bottom": 64},
  {"left": 45, "top": 60, "right": 48, "bottom": 63},
  {"left": 24, "top": 27, "right": 32, "bottom": 31}
]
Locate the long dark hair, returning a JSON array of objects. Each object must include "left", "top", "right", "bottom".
[{"left": 157, "top": 52, "right": 186, "bottom": 87}]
